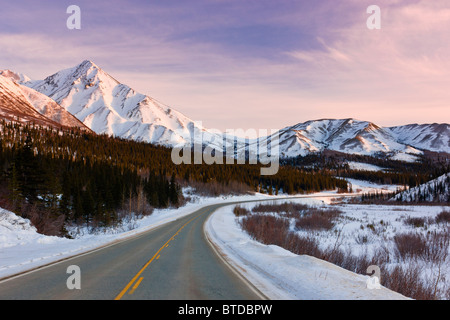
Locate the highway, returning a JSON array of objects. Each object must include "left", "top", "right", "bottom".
[{"left": 0, "top": 203, "right": 265, "bottom": 300}]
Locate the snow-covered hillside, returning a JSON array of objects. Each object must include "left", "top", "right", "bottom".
[
  {"left": 0, "top": 73, "right": 89, "bottom": 131},
  {"left": 388, "top": 123, "right": 450, "bottom": 154},
  {"left": 393, "top": 172, "right": 450, "bottom": 203}
]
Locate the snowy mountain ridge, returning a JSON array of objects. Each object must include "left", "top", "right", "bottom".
[
  {"left": 246, "top": 118, "right": 449, "bottom": 161},
  {"left": 3, "top": 60, "right": 449, "bottom": 160},
  {"left": 21, "top": 60, "right": 225, "bottom": 149}
]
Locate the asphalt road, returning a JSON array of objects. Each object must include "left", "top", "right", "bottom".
[{"left": 0, "top": 203, "right": 264, "bottom": 300}]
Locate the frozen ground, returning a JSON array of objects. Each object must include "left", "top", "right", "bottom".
[
  {"left": 344, "top": 178, "right": 404, "bottom": 194},
  {"left": 205, "top": 197, "right": 449, "bottom": 300},
  {"left": 205, "top": 198, "right": 405, "bottom": 300}
]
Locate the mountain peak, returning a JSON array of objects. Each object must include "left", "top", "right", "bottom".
[
  {"left": 78, "top": 59, "right": 99, "bottom": 69},
  {"left": 72, "top": 60, "right": 102, "bottom": 77},
  {"left": 0, "top": 69, "right": 31, "bottom": 83},
  {"left": 71, "top": 60, "right": 120, "bottom": 87},
  {"left": 21, "top": 60, "right": 207, "bottom": 146}
]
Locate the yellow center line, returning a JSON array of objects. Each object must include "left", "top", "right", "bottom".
[
  {"left": 128, "top": 277, "right": 144, "bottom": 295},
  {"left": 114, "top": 210, "right": 205, "bottom": 300}
]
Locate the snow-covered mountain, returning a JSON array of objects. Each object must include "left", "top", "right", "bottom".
[
  {"left": 5, "top": 60, "right": 448, "bottom": 161},
  {"left": 388, "top": 123, "right": 450, "bottom": 154},
  {"left": 22, "top": 60, "right": 225, "bottom": 149},
  {"left": 0, "top": 73, "right": 90, "bottom": 131},
  {"left": 247, "top": 118, "right": 440, "bottom": 161}
]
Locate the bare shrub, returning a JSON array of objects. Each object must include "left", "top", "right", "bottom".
[
  {"left": 21, "top": 203, "right": 67, "bottom": 237},
  {"left": 251, "top": 202, "right": 308, "bottom": 217},
  {"left": 404, "top": 216, "right": 426, "bottom": 228},
  {"left": 121, "top": 194, "right": 154, "bottom": 218},
  {"left": 394, "top": 232, "right": 427, "bottom": 261},
  {"left": 240, "top": 214, "right": 289, "bottom": 246},
  {"left": 339, "top": 251, "right": 375, "bottom": 275},
  {"left": 233, "top": 205, "right": 250, "bottom": 217},
  {"left": 381, "top": 264, "right": 437, "bottom": 300},
  {"left": 436, "top": 211, "right": 450, "bottom": 224},
  {"left": 240, "top": 214, "right": 321, "bottom": 257},
  {"left": 303, "top": 207, "right": 343, "bottom": 220},
  {"left": 423, "top": 230, "right": 450, "bottom": 264},
  {"left": 295, "top": 208, "right": 342, "bottom": 231},
  {"left": 285, "top": 233, "right": 322, "bottom": 257},
  {"left": 355, "top": 233, "right": 372, "bottom": 245},
  {"left": 295, "top": 214, "right": 334, "bottom": 231}
]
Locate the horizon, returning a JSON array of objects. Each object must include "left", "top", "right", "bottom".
[{"left": 1, "top": 1, "right": 449, "bottom": 131}]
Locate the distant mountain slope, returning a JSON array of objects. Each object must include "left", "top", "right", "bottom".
[
  {"left": 388, "top": 123, "right": 450, "bottom": 154},
  {"left": 393, "top": 172, "right": 450, "bottom": 203},
  {"left": 0, "top": 74, "right": 90, "bottom": 131},
  {"left": 247, "top": 118, "right": 434, "bottom": 161}
]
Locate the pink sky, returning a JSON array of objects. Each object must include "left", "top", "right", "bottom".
[{"left": 0, "top": 0, "right": 449, "bottom": 131}]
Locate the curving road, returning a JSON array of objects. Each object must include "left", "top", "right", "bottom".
[
  {"left": 0, "top": 203, "right": 265, "bottom": 300},
  {"left": 0, "top": 195, "right": 355, "bottom": 300}
]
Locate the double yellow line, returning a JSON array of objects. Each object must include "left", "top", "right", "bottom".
[{"left": 114, "top": 211, "right": 205, "bottom": 300}]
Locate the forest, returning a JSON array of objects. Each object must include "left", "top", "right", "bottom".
[
  {"left": 0, "top": 120, "right": 348, "bottom": 236},
  {"left": 282, "top": 151, "right": 449, "bottom": 188}
]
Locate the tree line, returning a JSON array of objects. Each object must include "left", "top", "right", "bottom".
[
  {"left": 282, "top": 151, "right": 449, "bottom": 188},
  {"left": 0, "top": 120, "right": 347, "bottom": 236}
]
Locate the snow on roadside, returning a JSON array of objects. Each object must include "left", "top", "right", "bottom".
[{"left": 204, "top": 200, "right": 411, "bottom": 300}]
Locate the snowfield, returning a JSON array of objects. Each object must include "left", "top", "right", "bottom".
[
  {"left": 205, "top": 198, "right": 449, "bottom": 300},
  {"left": 1, "top": 187, "right": 448, "bottom": 300},
  {"left": 346, "top": 161, "right": 386, "bottom": 172}
]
